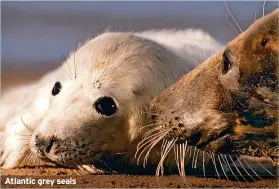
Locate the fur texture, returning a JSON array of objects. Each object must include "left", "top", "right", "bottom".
[
  {"left": 1, "top": 29, "right": 222, "bottom": 170},
  {"left": 148, "top": 9, "right": 278, "bottom": 179}
]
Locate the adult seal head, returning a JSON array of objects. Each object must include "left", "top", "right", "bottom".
[{"left": 148, "top": 9, "right": 278, "bottom": 179}]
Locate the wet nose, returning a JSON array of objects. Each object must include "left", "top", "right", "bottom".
[{"left": 35, "top": 134, "right": 57, "bottom": 155}]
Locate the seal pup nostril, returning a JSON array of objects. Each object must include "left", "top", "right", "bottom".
[
  {"left": 45, "top": 136, "right": 56, "bottom": 153},
  {"left": 35, "top": 134, "right": 57, "bottom": 155}
]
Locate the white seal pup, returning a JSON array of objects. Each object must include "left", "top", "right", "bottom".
[{"left": 0, "top": 29, "right": 222, "bottom": 171}]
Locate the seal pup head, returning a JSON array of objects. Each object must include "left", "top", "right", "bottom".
[
  {"left": 148, "top": 9, "right": 278, "bottom": 179},
  {"left": 28, "top": 32, "right": 188, "bottom": 172}
]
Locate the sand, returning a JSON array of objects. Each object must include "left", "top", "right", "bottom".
[{"left": 1, "top": 167, "right": 278, "bottom": 188}]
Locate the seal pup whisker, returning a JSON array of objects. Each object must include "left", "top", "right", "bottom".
[
  {"left": 79, "top": 165, "right": 95, "bottom": 174},
  {"left": 94, "top": 62, "right": 109, "bottom": 85},
  {"left": 71, "top": 167, "right": 86, "bottom": 176},
  {"left": 81, "top": 164, "right": 104, "bottom": 174},
  {"left": 21, "top": 116, "right": 34, "bottom": 134},
  {"left": 16, "top": 144, "right": 29, "bottom": 159},
  {"left": 17, "top": 143, "right": 47, "bottom": 167},
  {"left": 65, "top": 58, "right": 74, "bottom": 80},
  {"left": 73, "top": 39, "right": 79, "bottom": 79},
  {"left": 28, "top": 152, "right": 44, "bottom": 166},
  {"left": 15, "top": 132, "right": 32, "bottom": 143},
  {"left": 16, "top": 146, "right": 32, "bottom": 167},
  {"left": 17, "top": 138, "right": 31, "bottom": 142},
  {"left": 24, "top": 151, "right": 34, "bottom": 167},
  {"left": 15, "top": 132, "right": 32, "bottom": 138},
  {"left": 77, "top": 165, "right": 92, "bottom": 175},
  {"left": 59, "top": 54, "right": 73, "bottom": 80},
  {"left": 91, "top": 62, "right": 109, "bottom": 92}
]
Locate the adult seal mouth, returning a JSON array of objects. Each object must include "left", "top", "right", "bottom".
[{"left": 145, "top": 9, "right": 278, "bottom": 180}]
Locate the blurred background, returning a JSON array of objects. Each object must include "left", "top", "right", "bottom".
[{"left": 1, "top": 1, "right": 278, "bottom": 89}]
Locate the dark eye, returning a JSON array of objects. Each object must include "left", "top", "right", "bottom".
[
  {"left": 222, "top": 50, "right": 232, "bottom": 74},
  {"left": 52, "top": 82, "right": 62, "bottom": 96},
  {"left": 94, "top": 96, "right": 117, "bottom": 116},
  {"left": 261, "top": 38, "right": 268, "bottom": 47}
]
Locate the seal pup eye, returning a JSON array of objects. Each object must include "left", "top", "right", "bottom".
[
  {"left": 52, "top": 81, "right": 62, "bottom": 96},
  {"left": 94, "top": 96, "right": 117, "bottom": 116},
  {"left": 222, "top": 50, "right": 232, "bottom": 74},
  {"left": 261, "top": 38, "right": 268, "bottom": 47}
]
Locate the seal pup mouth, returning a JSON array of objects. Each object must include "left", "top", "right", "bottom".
[{"left": 140, "top": 9, "right": 279, "bottom": 180}]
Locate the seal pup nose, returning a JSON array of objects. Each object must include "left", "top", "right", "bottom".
[{"left": 35, "top": 134, "right": 57, "bottom": 155}]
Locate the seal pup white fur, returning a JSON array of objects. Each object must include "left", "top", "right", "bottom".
[{"left": 1, "top": 29, "right": 222, "bottom": 170}]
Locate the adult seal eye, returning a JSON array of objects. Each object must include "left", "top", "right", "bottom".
[
  {"left": 222, "top": 50, "right": 232, "bottom": 74},
  {"left": 52, "top": 81, "right": 62, "bottom": 96},
  {"left": 261, "top": 38, "right": 268, "bottom": 47},
  {"left": 94, "top": 96, "right": 117, "bottom": 116}
]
